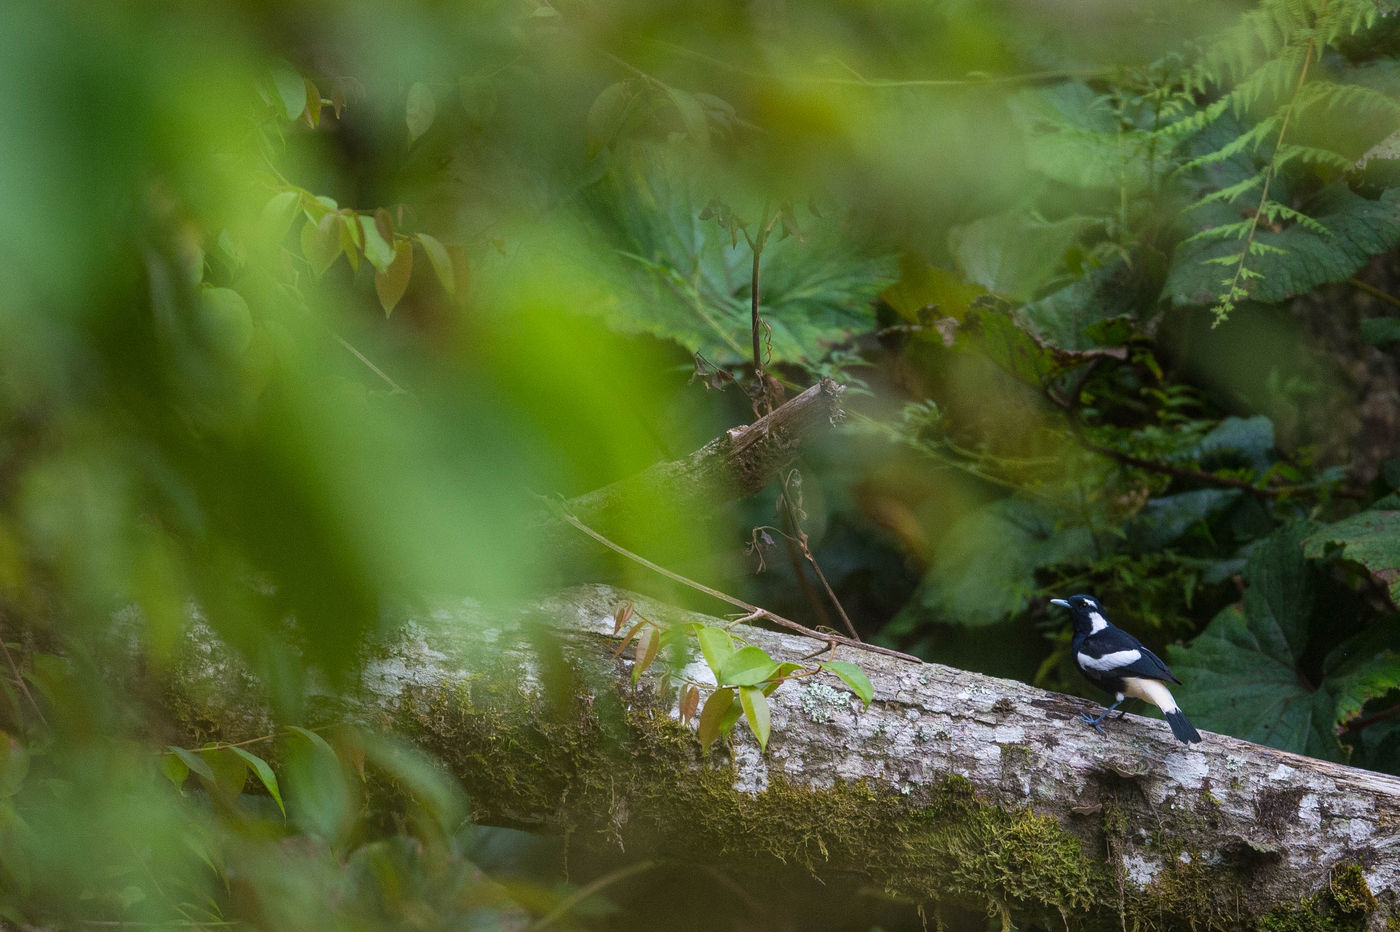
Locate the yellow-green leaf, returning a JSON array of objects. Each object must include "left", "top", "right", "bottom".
[
  {"left": 697, "top": 688, "right": 734, "bottom": 750},
  {"left": 360, "top": 214, "right": 395, "bottom": 273},
  {"left": 739, "top": 686, "right": 770, "bottom": 750},
  {"left": 230, "top": 747, "right": 285, "bottom": 817},
  {"left": 375, "top": 239, "right": 413, "bottom": 315},
  {"left": 416, "top": 232, "right": 454, "bottom": 294},
  {"left": 406, "top": 82, "right": 437, "bottom": 142}
]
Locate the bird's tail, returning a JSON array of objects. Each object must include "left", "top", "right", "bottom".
[{"left": 1165, "top": 708, "right": 1202, "bottom": 744}]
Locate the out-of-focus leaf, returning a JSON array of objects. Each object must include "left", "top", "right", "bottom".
[
  {"left": 360, "top": 733, "right": 467, "bottom": 833},
  {"left": 0, "top": 734, "right": 28, "bottom": 798},
  {"left": 949, "top": 212, "right": 1096, "bottom": 303},
  {"left": 1304, "top": 509, "right": 1400, "bottom": 605},
  {"left": 739, "top": 685, "right": 770, "bottom": 750},
  {"left": 165, "top": 746, "right": 214, "bottom": 782},
  {"left": 406, "top": 82, "right": 437, "bottom": 143},
  {"left": 159, "top": 751, "right": 189, "bottom": 793},
  {"left": 284, "top": 726, "right": 355, "bottom": 845},
  {"left": 586, "top": 81, "right": 637, "bottom": 157},
  {"left": 1361, "top": 317, "right": 1400, "bottom": 347},
  {"left": 271, "top": 64, "right": 307, "bottom": 120},
  {"left": 302, "top": 214, "right": 342, "bottom": 276},
  {"left": 416, "top": 233, "right": 454, "bottom": 295},
  {"left": 909, "top": 496, "right": 1097, "bottom": 626},
  {"left": 821, "top": 660, "right": 873, "bottom": 707},
  {"left": 375, "top": 239, "right": 413, "bottom": 315},
  {"left": 360, "top": 215, "right": 395, "bottom": 273},
  {"left": 1198, "top": 415, "right": 1275, "bottom": 474},
  {"left": 879, "top": 260, "right": 987, "bottom": 325},
  {"left": 230, "top": 747, "right": 286, "bottom": 817},
  {"left": 717, "top": 645, "right": 779, "bottom": 686},
  {"left": 697, "top": 688, "right": 734, "bottom": 750},
  {"left": 199, "top": 746, "right": 248, "bottom": 806},
  {"left": 303, "top": 78, "right": 321, "bottom": 127},
  {"left": 1125, "top": 489, "right": 1242, "bottom": 552},
  {"left": 196, "top": 287, "right": 253, "bottom": 360},
  {"left": 666, "top": 88, "right": 709, "bottom": 147},
  {"left": 256, "top": 190, "right": 302, "bottom": 247}
]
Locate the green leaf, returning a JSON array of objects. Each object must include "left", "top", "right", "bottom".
[
  {"left": 1304, "top": 509, "right": 1400, "bottom": 605},
  {"left": 1170, "top": 522, "right": 1400, "bottom": 760},
  {"left": 949, "top": 211, "right": 1096, "bottom": 302},
  {"left": 302, "top": 214, "right": 342, "bottom": 276},
  {"left": 585, "top": 80, "right": 637, "bottom": 157},
  {"left": 1361, "top": 317, "right": 1400, "bottom": 348},
  {"left": 230, "top": 747, "right": 286, "bottom": 816},
  {"left": 359, "top": 215, "right": 396, "bottom": 273},
  {"left": 406, "top": 82, "right": 437, "bottom": 143},
  {"left": 697, "top": 688, "right": 734, "bottom": 749},
  {"left": 739, "top": 686, "right": 770, "bottom": 750},
  {"left": 271, "top": 64, "right": 307, "bottom": 120},
  {"left": 0, "top": 735, "right": 28, "bottom": 799},
  {"left": 200, "top": 746, "right": 249, "bottom": 805},
  {"left": 696, "top": 625, "right": 734, "bottom": 675},
  {"left": 256, "top": 190, "right": 302, "bottom": 247},
  {"left": 666, "top": 88, "right": 709, "bottom": 147},
  {"left": 159, "top": 751, "right": 189, "bottom": 793},
  {"left": 416, "top": 233, "right": 454, "bottom": 295},
  {"left": 166, "top": 746, "right": 214, "bottom": 782},
  {"left": 717, "top": 645, "right": 779, "bottom": 686},
  {"left": 375, "top": 238, "right": 414, "bottom": 315},
  {"left": 359, "top": 733, "right": 466, "bottom": 832},
  {"left": 821, "top": 661, "right": 873, "bottom": 707},
  {"left": 908, "top": 496, "right": 1097, "bottom": 626}
]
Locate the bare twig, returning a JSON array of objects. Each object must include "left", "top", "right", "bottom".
[
  {"left": 530, "top": 860, "right": 659, "bottom": 930},
  {"left": 0, "top": 612, "right": 46, "bottom": 726},
  {"left": 775, "top": 470, "right": 861, "bottom": 642},
  {"left": 549, "top": 503, "right": 921, "bottom": 665}
]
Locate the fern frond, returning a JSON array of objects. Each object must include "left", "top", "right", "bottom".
[
  {"left": 1272, "top": 142, "right": 1356, "bottom": 172},
  {"left": 1197, "top": 171, "right": 1266, "bottom": 206},
  {"left": 1186, "top": 221, "right": 1256, "bottom": 244}
]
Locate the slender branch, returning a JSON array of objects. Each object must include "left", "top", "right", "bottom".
[
  {"left": 0, "top": 611, "right": 46, "bottom": 726},
  {"left": 1349, "top": 277, "right": 1400, "bottom": 310},
  {"left": 549, "top": 503, "right": 921, "bottom": 664}
]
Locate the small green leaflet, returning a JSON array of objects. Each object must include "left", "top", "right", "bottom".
[
  {"left": 821, "top": 661, "right": 874, "bottom": 707},
  {"left": 739, "top": 686, "right": 770, "bottom": 750},
  {"left": 717, "top": 646, "right": 779, "bottom": 687},
  {"left": 230, "top": 747, "right": 285, "bottom": 817},
  {"left": 696, "top": 625, "right": 734, "bottom": 674},
  {"left": 697, "top": 688, "right": 734, "bottom": 750},
  {"left": 166, "top": 746, "right": 214, "bottom": 782}
]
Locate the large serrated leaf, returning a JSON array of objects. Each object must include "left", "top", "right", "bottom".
[
  {"left": 1170, "top": 522, "right": 1400, "bottom": 760},
  {"left": 1304, "top": 509, "right": 1400, "bottom": 605}
]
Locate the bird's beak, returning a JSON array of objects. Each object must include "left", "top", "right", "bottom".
[{"left": 1050, "top": 599, "right": 1070, "bottom": 608}]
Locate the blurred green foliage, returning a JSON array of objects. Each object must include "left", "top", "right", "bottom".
[{"left": 3, "top": 0, "right": 1400, "bottom": 927}]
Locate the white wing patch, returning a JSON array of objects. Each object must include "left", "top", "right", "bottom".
[
  {"left": 1078, "top": 648, "right": 1141, "bottom": 672},
  {"left": 1087, "top": 611, "right": 1109, "bottom": 634}
]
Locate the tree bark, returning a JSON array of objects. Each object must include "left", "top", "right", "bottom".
[{"left": 174, "top": 584, "right": 1400, "bottom": 931}]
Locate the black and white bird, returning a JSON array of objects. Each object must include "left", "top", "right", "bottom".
[{"left": 1050, "top": 594, "right": 1202, "bottom": 745}]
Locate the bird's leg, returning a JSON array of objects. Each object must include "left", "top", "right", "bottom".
[{"left": 1080, "top": 698, "right": 1126, "bottom": 735}]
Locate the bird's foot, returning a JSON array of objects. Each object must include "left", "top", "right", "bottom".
[{"left": 1079, "top": 711, "right": 1109, "bottom": 735}]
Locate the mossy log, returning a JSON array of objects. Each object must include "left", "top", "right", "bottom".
[{"left": 173, "top": 584, "right": 1400, "bottom": 931}]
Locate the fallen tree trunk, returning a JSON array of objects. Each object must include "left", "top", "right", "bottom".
[{"left": 173, "top": 584, "right": 1400, "bottom": 931}]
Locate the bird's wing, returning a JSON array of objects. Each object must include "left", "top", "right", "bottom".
[{"left": 1079, "top": 629, "right": 1182, "bottom": 683}]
